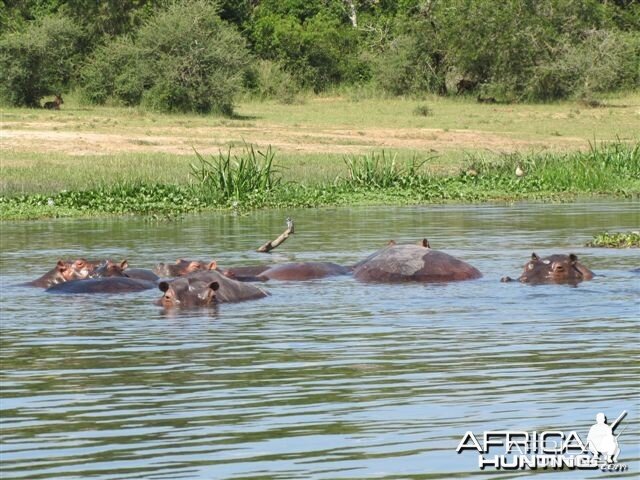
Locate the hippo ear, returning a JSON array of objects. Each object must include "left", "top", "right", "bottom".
[
  {"left": 187, "top": 261, "right": 202, "bottom": 272},
  {"left": 569, "top": 253, "right": 578, "bottom": 264},
  {"left": 120, "top": 259, "right": 129, "bottom": 270},
  {"left": 421, "top": 238, "right": 430, "bottom": 248},
  {"left": 159, "top": 281, "right": 170, "bottom": 292},
  {"left": 76, "top": 258, "right": 88, "bottom": 268},
  {"left": 531, "top": 253, "right": 541, "bottom": 262},
  {"left": 387, "top": 240, "right": 397, "bottom": 246},
  {"left": 208, "top": 281, "right": 220, "bottom": 291},
  {"left": 56, "top": 260, "right": 67, "bottom": 272},
  {"left": 207, "top": 261, "right": 217, "bottom": 270},
  {"left": 175, "top": 258, "right": 184, "bottom": 264}
]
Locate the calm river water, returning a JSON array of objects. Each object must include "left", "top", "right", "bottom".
[{"left": 1, "top": 201, "right": 638, "bottom": 479}]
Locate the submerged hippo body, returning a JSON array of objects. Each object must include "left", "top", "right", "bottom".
[
  {"left": 501, "top": 253, "right": 594, "bottom": 285},
  {"left": 153, "top": 259, "right": 215, "bottom": 278},
  {"left": 225, "top": 262, "right": 349, "bottom": 282},
  {"left": 260, "top": 262, "right": 350, "bottom": 281},
  {"left": 46, "top": 277, "right": 156, "bottom": 294},
  {"left": 353, "top": 243, "right": 482, "bottom": 283},
  {"left": 222, "top": 265, "right": 271, "bottom": 281},
  {"left": 156, "top": 270, "right": 268, "bottom": 308},
  {"left": 27, "top": 259, "right": 99, "bottom": 288}
]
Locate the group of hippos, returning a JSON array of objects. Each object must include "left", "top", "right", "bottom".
[{"left": 26, "top": 239, "right": 598, "bottom": 309}]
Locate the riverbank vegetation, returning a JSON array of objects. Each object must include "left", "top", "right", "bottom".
[
  {"left": 586, "top": 231, "right": 640, "bottom": 248},
  {"left": 2, "top": 142, "right": 638, "bottom": 220},
  {"left": 2, "top": 1, "right": 639, "bottom": 113}
]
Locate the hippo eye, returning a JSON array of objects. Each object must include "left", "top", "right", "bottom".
[
  {"left": 527, "top": 263, "right": 534, "bottom": 270},
  {"left": 543, "top": 260, "right": 550, "bottom": 265}
]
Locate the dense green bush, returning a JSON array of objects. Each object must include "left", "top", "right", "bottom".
[
  {"left": 433, "top": 0, "right": 639, "bottom": 100},
  {"left": 80, "top": 0, "right": 250, "bottom": 114},
  {"left": 80, "top": 37, "right": 144, "bottom": 106},
  {"left": 0, "top": 14, "right": 84, "bottom": 107},
  {"left": 528, "top": 29, "right": 640, "bottom": 100},
  {"left": 2, "top": 0, "right": 638, "bottom": 104},
  {"left": 250, "top": 6, "right": 366, "bottom": 92},
  {"left": 244, "top": 59, "right": 301, "bottom": 103}
]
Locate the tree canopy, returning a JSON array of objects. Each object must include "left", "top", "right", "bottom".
[{"left": 1, "top": 0, "right": 638, "bottom": 110}]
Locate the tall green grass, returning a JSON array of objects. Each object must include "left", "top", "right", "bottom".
[
  {"left": 343, "top": 151, "right": 429, "bottom": 189},
  {"left": 462, "top": 142, "right": 640, "bottom": 194},
  {"left": 1, "top": 142, "right": 638, "bottom": 220},
  {"left": 190, "top": 145, "right": 281, "bottom": 205}
]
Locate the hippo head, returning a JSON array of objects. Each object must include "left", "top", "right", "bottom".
[
  {"left": 517, "top": 253, "right": 585, "bottom": 284},
  {"left": 93, "top": 259, "right": 129, "bottom": 277},
  {"left": 156, "top": 278, "right": 220, "bottom": 308},
  {"left": 155, "top": 259, "right": 217, "bottom": 277},
  {"left": 56, "top": 258, "right": 94, "bottom": 282}
]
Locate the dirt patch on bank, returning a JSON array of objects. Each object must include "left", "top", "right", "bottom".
[{"left": 0, "top": 121, "right": 586, "bottom": 156}]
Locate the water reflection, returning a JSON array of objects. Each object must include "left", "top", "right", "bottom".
[{"left": 1, "top": 201, "right": 639, "bottom": 479}]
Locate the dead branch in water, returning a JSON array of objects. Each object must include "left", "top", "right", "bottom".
[{"left": 257, "top": 218, "right": 294, "bottom": 253}]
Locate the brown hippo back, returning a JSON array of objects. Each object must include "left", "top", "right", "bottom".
[
  {"left": 223, "top": 265, "right": 271, "bottom": 281},
  {"left": 184, "top": 270, "right": 268, "bottom": 303},
  {"left": 353, "top": 244, "right": 482, "bottom": 283},
  {"left": 258, "top": 262, "right": 350, "bottom": 281},
  {"left": 46, "top": 277, "right": 156, "bottom": 293}
]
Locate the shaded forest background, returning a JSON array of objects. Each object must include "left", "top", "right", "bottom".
[{"left": 1, "top": 0, "right": 638, "bottom": 113}]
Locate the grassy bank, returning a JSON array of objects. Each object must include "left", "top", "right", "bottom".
[{"left": 2, "top": 142, "right": 638, "bottom": 220}]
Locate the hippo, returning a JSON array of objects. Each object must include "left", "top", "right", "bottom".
[
  {"left": 501, "top": 253, "right": 595, "bottom": 285},
  {"left": 93, "top": 259, "right": 159, "bottom": 282},
  {"left": 221, "top": 265, "right": 271, "bottom": 281},
  {"left": 156, "top": 270, "right": 268, "bottom": 308},
  {"left": 46, "top": 277, "right": 156, "bottom": 294},
  {"left": 224, "top": 262, "right": 349, "bottom": 282},
  {"left": 353, "top": 239, "right": 482, "bottom": 283},
  {"left": 153, "top": 259, "right": 216, "bottom": 277},
  {"left": 27, "top": 258, "right": 99, "bottom": 288}
]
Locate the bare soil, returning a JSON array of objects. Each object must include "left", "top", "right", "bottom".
[{"left": 0, "top": 121, "right": 586, "bottom": 156}]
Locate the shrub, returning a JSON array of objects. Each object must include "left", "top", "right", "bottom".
[
  {"left": 413, "top": 104, "right": 432, "bottom": 116},
  {"left": 527, "top": 30, "right": 640, "bottom": 100},
  {"left": 250, "top": 9, "right": 365, "bottom": 92},
  {"left": 80, "top": 0, "right": 250, "bottom": 114},
  {"left": 363, "top": 15, "right": 447, "bottom": 96},
  {"left": 80, "top": 37, "right": 144, "bottom": 105},
  {"left": 0, "top": 14, "right": 84, "bottom": 107},
  {"left": 244, "top": 59, "right": 301, "bottom": 103}
]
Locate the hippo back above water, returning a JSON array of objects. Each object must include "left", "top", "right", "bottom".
[
  {"left": 353, "top": 241, "right": 482, "bottom": 283},
  {"left": 46, "top": 277, "right": 156, "bottom": 294},
  {"left": 225, "top": 262, "right": 349, "bottom": 281}
]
